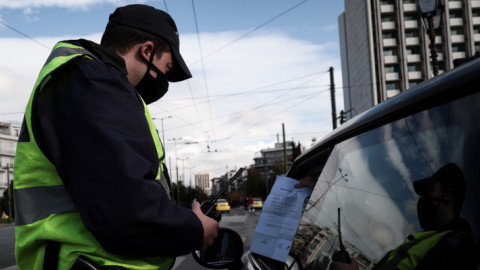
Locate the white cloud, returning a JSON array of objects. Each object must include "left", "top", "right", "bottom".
[
  {"left": 0, "top": 0, "right": 123, "bottom": 10},
  {"left": 0, "top": 29, "right": 342, "bottom": 177}
]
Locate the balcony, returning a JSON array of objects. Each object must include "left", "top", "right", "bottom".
[
  {"left": 384, "top": 55, "right": 398, "bottom": 64},
  {"left": 473, "top": 17, "right": 480, "bottom": 25},
  {"left": 408, "top": 71, "right": 422, "bottom": 80},
  {"left": 382, "top": 21, "right": 396, "bottom": 30},
  {"left": 451, "top": 34, "right": 465, "bottom": 43},
  {"left": 381, "top": 4, "right": 395, "bottom": 13},
  {"left": 403, "top": 3, "right": 417, "bottom": 12},
  {"left": 405, "top": 37, "right": 420, "bottom": 46},
  {"left": 383, "top": 38, "right": 397, "bottom": 47},
  {"left": 404, "top": 20, "right": 419, "bottom": 29},
  {"left": 452, "top": 52, "right": 467, "bottom": 59},
  {"left": 386, "top": 89, "right": 401, "bottom": 98},
  {"left": 385, "top": 72, "right": 400, "bottom": 81},
  {"left": 474, "top": 34, "right": 480, "bottom": 42},
  {"left": 407, "top": 54, "right": 421, "bottom": 62},
  {"left": 473, "top": 0, "right": 480, "bottom": 8},
  {"left": 450, "top": 18, "right": 464, "bottom": 26},
  {"left": 448, "top": 1, "right": 462, "bottom": 9}
]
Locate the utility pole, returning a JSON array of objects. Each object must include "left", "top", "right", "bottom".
[
  {"left": 282, "top": 123, "right": 287, "bottom": 173},
  {"left": 7, "top": 163, "right": 12, "bottom": 224},
  {"left": 329, "top": 67, "right": 337, "bottom": 129}
]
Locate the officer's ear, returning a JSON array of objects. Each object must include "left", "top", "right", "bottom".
[{"left": 139, "top": 41, "right": 155, "bottom": 62}]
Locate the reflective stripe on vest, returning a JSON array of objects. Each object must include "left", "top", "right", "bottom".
[
  {"left": 14, "top": 41, "right": 172, "bottom": 270},
  {"left": 380, "top": 230, "right": 451, "bottom": 269}
]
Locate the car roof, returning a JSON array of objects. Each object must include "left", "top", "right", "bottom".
[{"left": 288, "top": 58, "right": 480, "bottom": 180}]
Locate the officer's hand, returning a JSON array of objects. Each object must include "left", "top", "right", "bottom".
[
  {"left": 192, "top": 202, "right": 219, "bottom": 250},
  {"left": 331, "top": 258, "right": 359, "bottom": 270},
  {"left": 294, "top": 176, "right": 316, "bottom": 190}
]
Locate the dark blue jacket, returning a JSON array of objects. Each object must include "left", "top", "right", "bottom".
[{"left": 31, "top": 39, "right": 203, "bottom": 257}]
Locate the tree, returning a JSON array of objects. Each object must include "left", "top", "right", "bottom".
[
  {"left": 0, "top": 182, "right": 14, "bottom": 219},
  {"left": 291, "top": 141, "right": 303, "bottom": 161}
]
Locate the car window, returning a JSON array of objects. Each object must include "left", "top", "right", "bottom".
[{"left": 292, "top": 91, "right": 480, "bottom": 269}]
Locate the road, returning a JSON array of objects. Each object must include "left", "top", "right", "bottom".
[{"left": 0, "top": 206, "right": 260, "bottom": 270}]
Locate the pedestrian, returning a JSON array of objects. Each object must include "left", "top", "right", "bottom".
[
  {"left": 248, "top": 195, "right": 254, "bottom": 212},
  {"left": 13, "top": 4, "right": 218, "bottom": 269}
]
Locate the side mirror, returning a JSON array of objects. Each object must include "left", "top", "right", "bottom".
[{"left": 192, "top": 228, "right": 244, "bottom": 269}]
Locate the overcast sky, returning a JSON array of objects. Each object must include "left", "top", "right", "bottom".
[{"left": 0, "top": 0, "right": 345, "bottom": 181}]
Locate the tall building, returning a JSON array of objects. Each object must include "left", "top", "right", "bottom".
[
  {"left": 0, "top": 122, "right": 20, "bottom": 196},
  {"left": 339, "top": 0, "right": 480, "bottom": 118},
  {"left": 195, "top": 172, "right": 212, "bottom": 195}
]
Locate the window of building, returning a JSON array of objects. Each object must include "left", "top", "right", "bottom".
[
  {"left": 403, "top": 13, "right": 419, "bottom": 21},
  {"left": 472, "top": 9, "right": 480, "bottom": 17},
  {"left": 408, "top": 80, "right": 420, "bottom": 88},
  {"left": 406, "top": 46, "right": 421, "bottom": 55},
  {"left": 382, "top": 31, "right": 398, "bottom": 39},
  {"left": 384, "top": 48, "right": 398, "bottom": 56},
  {"left": 385, "top": 64, "right": 400, "bottom": 73},
  {"left": 386, "top": 81, "right": 399, "bottom": 90},
  {"left": 380, "top": 0, "right": 395, "bottom": 5},
  {"left": 381, "top": 15, "right": 395, "bottom": 22},
  {"left": 451, "top": 26, "right": 464, "bottom": 35},
  {"left": 452, "top": 43, "right": 466, "bottom": 52},
  {"left": 407, "top": 64, "right": 421, "bottom": 71},
  {"left": 449, "top": 10, "right": 463, "bottom": 18},
  {"left": 405, "top": 29, "right": 419, "bottom": 37}
]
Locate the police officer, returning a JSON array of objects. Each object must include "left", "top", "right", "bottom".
[
  {"left": 332, "top": 163, "right": 476, "bottom": 270},
  {"left": 14, "top": 5, "right": 218, "bottom": 269}
]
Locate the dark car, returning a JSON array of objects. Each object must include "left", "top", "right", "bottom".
[{"left": 242, "top": 59, "right": 480, "bottom": 269}]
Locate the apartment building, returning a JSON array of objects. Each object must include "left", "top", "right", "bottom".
[
  {"left": 0, "top": 122, "right": 20, "bottom": 196},
  {"left": 339, "top": 0, "right": 480, "bottom": 118},
  {"left": 195, "top": 172, "right": 212, "bottom": 195}
]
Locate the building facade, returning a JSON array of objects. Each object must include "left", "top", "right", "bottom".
[
  {"left": 0, "top": 122, "right": 20, "bottom": 197},
  {"left": 339, "top": 0, "right": 480, "bottom": 118},
  {"left": 195, "top": 172, "right": 212, "bottom": 195},
  {"left": 253, "top": 138, "right": 305, "bottom": 179}
]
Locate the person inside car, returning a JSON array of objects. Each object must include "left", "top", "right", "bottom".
[{"left": 332, "top": 163, "right": 477, "bottom": 270}]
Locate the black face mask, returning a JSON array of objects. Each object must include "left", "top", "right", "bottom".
[
  {"left": 417, "top": 196, "right": 449, "bottom": 231},
  {"left": 135, "top": 51, "right": 169, "bottom": 105}
]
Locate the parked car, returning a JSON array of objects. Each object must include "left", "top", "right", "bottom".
[
  {"left": 241, "top": 59, "right": 480, "bottom": 269},
  {"left": 252, "top": 198, "right": 263, "bottom": 209},
  {"left": 216, "top": 198, "right": 231, "bottom": 213}
]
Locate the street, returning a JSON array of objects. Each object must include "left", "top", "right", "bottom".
[{"left": 0, "top": 206, "right": 260, "bottom": 270}]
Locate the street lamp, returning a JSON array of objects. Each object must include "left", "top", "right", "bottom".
[
  {"left": 416, "top": 0, "right": 444, "bottom": 76},
  {"left": 177, "top": 157, "right": 189, "bottom": 184},
  {"left": 168, "top": 137, "right": 182, "bottom": 203},
  {"left": 152, "top": 116, "right": 172, "bottom": 145}
]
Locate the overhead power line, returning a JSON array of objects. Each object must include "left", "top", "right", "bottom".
[
  {"left": 0, "top": 20, "right": 51, "bottom": 50},
  {"left": 191, "top": 0, "right": 217, "bottom": 145},
  {"left": 190, "top": 0, "right": 310, "bottom": 65}
]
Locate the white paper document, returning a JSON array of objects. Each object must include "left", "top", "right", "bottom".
[{"left": 250, "top": 175, "right": 312, "bottom": 262}]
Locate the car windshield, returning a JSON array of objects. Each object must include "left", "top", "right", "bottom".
[
  {"left": 218, "top": 199, "right": 227, "bottom": 203},
  {"left": 293, "top": 92, "right": 480, "bottom": 267}
]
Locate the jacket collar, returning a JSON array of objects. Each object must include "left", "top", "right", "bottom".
[{"left": 67, "top": 39, "right": 128, "bottom": 76}]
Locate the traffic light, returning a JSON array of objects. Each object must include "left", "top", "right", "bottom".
[{"left": 339, "top": 110, "right": 346, "bottom": 124}]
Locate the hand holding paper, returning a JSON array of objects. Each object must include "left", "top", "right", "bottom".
[{"left": 250, "top": 175, "right": 313, "bottom": 262}]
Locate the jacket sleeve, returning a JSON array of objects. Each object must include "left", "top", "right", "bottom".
[{"left": 33, "top": 58, "right": 204, "bottom": 257}]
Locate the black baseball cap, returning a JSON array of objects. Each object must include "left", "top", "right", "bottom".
[
  {"left": 106, "top": 4, "right": 192, "bottom": 82},
  {"left": 413, "top": 163, "right": 466, "bottom": 197}
]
